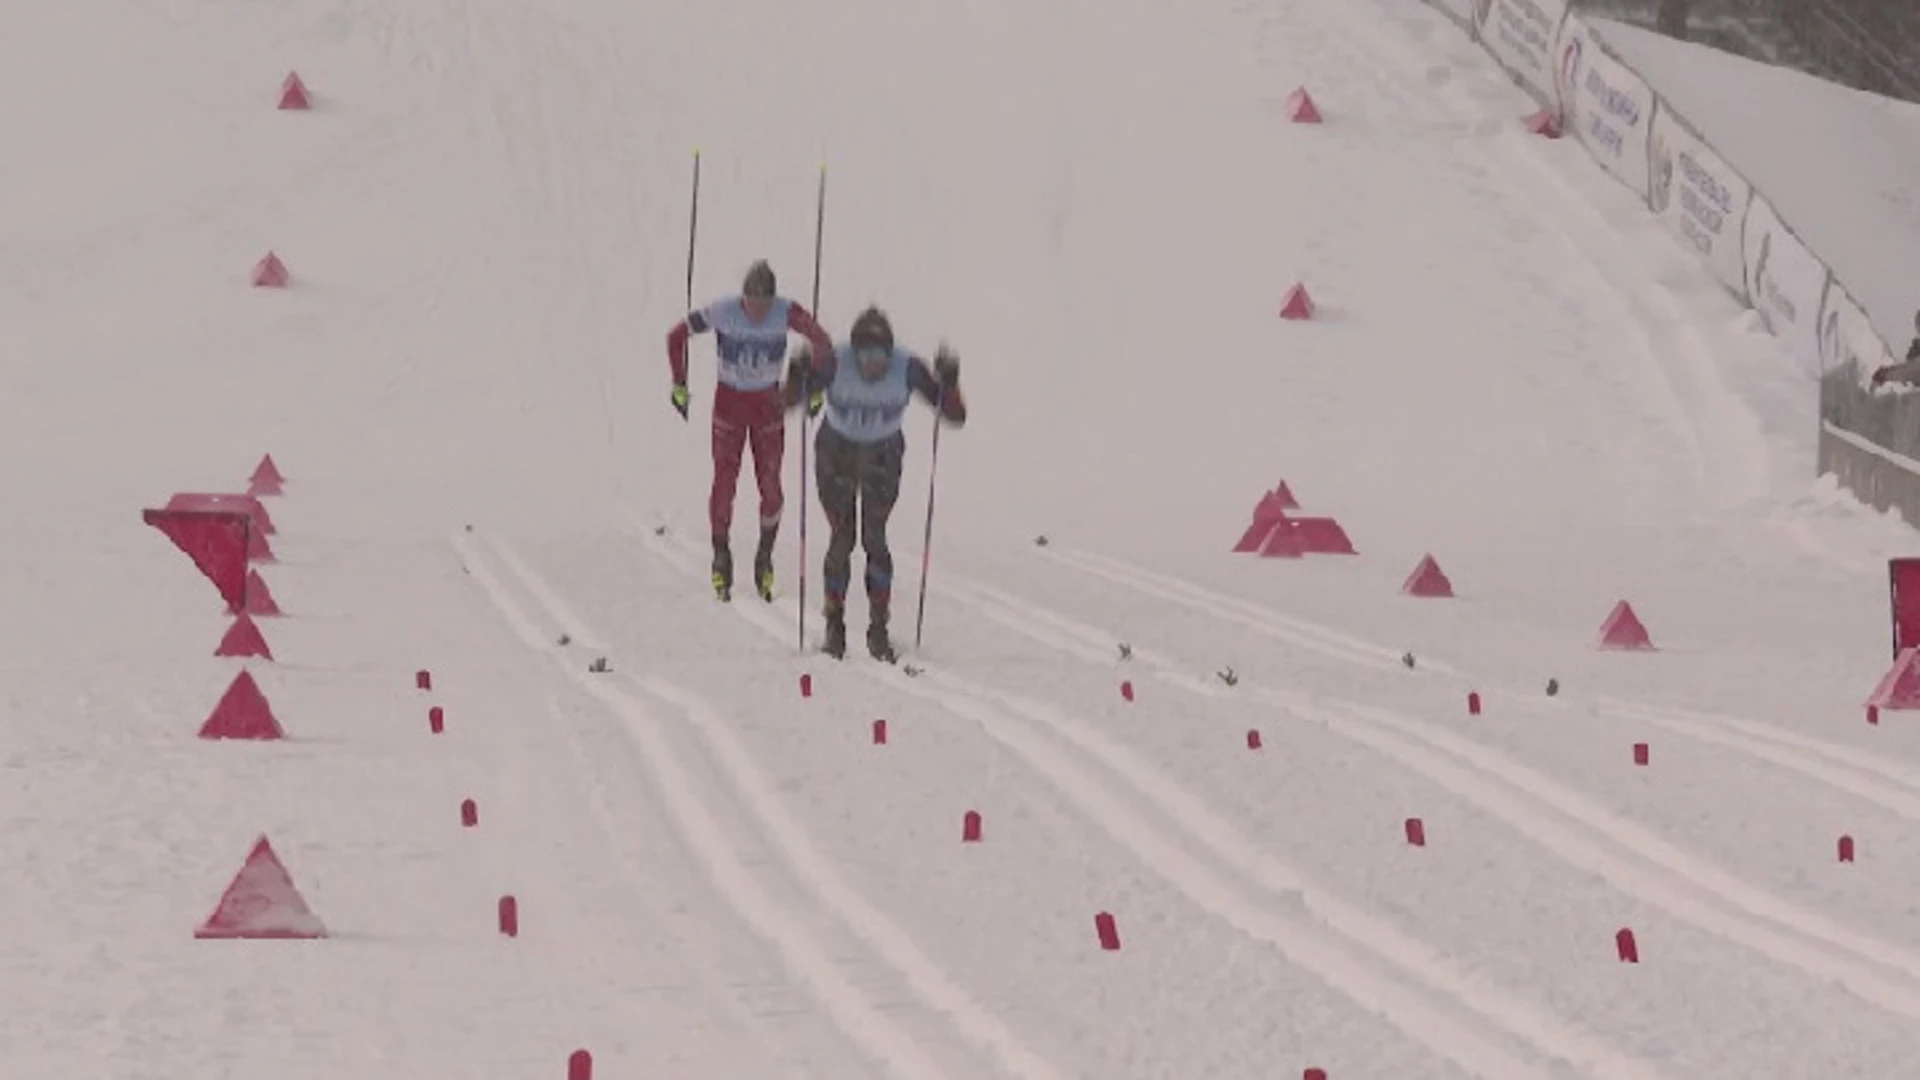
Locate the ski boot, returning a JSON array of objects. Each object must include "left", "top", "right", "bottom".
[
  {"left": 822, "top": 604, "right": 848, "bottom": 660},
  {"left": 753, "top": 527, "right": 776, "bottom": 602},
  {"left": 711, "top": 542, "right": 733, "bottom": 602},
  {"left": 866, "top": 606, "right": 898, "bottom": 664}
]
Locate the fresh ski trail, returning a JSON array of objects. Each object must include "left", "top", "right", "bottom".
[
  {"left": 455, "top": 527, "right": 1067, "bottom": 1080},
  {"left": 638, "top": 518, "right": 1653, "bottom": 1080}
]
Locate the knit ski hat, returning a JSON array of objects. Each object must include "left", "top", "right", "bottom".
[
  {"left": 851, "top": 306, "right": 893, "bottom": 352},
  {"left": 743, "top": 260, "right": 775, "bottom": 298}
]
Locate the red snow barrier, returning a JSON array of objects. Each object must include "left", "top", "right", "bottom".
[
  {"left": 1279, "top": 283, "right": 1315, "bottom": 320},
  {"left": 568, "top": 1050, "right": 594, "bottom": 1080},
  {"left": 429, "top": 706, "right": 445, "bottom": 734},
  {"left": 1291, "top": 517, "right": 1356, "bottom": 555},
  {"left": 1467, "top": 691, "right": 1481, "bottom": 716},
  {"left": 498, "top": 895, "right": 519, "bottom": 937},
  {"left": 1402, "top": 554, "right": 1454, "bottom": 597},
  {"left": 248, "top": 454, "right": 285, "bottom": 496},
  {"left": 872, "top": 719, "right": 888, "bottom": 745},
  {"left": 1284, "top": 86, "right": 1322, "bottom": 123},
  {"left": 1615, "top": 928, "right": 1639, "bottom": 963},
  {"left": 1404, "top": 818, "right": 1426, "bottom": 846},
  {"left": 144, "top": 507, "right": 250, "bottom": 612},
  {"left": 416, "top": 669, "right": 432, "bottom": 691},
  {"left": 1632, "top": 742, "right": 1649, "bottom": 766},
  {"left": 1596, "top": 600, "right": 1653, "bottom": 650},
  {"left": 1304, "top": 1071, "right": 1328, "bottom": 1080},
  {"left": 1246, "top": 729, "right": 1263, "bottom": 750},
  {"left": 1866, "top": 647, "right": 1920, "bottom": 710},
  {"left": 1120, "top": 680, "right": 1135, "bottom": 702},
  {"left": 278, "top": 72, "right": 310, "bottom": 110},
  {"left": 215, "top": 613, "right": 273, "bottom": 660},
  {"left": 1838, "top": 835, "right": 1856, "bottom": 862},
  {"left": 962, "top": 810, "right": 982, "bottom": 843},
  {"left": 1094, "top": 911, "right": 1121, "bottom": 951},
  {"left": 245, "top": 568, "right": 282, "bottom": 616},
  {"left": 1271, "top": 481, "right": 1299, "bottom": 509},
  {"left": 167, "top": 493, "right": 274, "bottom": 562},
  {"left": 195, "top": 835, "right": 326, "bottom": 939},
  {"left": 252, "top": 251, "right": 289, "bottom": 288},
  {"left": 461, "top": 799, "right": 479, "bottom": 828},
  {"left": 799, "top": 673, "right": 812, "bottom": 698},
  {"left": 199, "top": 670, "right": 285, "bottom": 740}
]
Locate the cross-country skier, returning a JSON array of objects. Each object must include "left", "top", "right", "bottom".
[
  {"left": 666, "top": 259, "right": 835, "bottom": 601},
  {"left": 784, "top": 305, "right": 966, "bottom": 661}
]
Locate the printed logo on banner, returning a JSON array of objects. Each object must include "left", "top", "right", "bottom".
[
  {"left": 1753, "top": 232, "right": 1789, "bottom": 336},
  {"left": 1558, "top": 27, "right": 1584, "bottom": 124},
  {"left": 1648, "top": 128, "right": 1675, "bottom": 213}
]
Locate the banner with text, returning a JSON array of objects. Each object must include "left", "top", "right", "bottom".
[
  {"left": 1553, "top": 16, "right": 1654, "bottom": 201},
  {"left": 1646, "top": 102, "right": 1751, "bottom": 298},
  {"left": 1744, "top": 192, "right": 1833, "bottom": 380},
  {"left": 1817, "top": 276, "right": 1891, "bottom": 383},
  {"left": 1477, "top": 0, "right": 1572, "bottom": 108}
]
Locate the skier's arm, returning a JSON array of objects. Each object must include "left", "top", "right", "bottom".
[
  {"left": 786, "top": 303, "right": 836, "bottom": 364},
  {"left": 908, "top": 355, "right": 967, "bottom": 426},
  {"left": 665, "top": 307, "right": 715, "bottom": 386}
]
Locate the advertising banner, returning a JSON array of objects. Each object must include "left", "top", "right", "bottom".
[
  {"left": 1553, "top": 16, "right": 1655, "bottom": 200},
  {"left": 1744, "top": 192, "right": 1834, "bottom": 377},
  {"left": 1647, "top": 103, "right": 1752, "bottom": 297},
  {"left": 1477, "top": 0, "right": 1572, "bottom": 107}
]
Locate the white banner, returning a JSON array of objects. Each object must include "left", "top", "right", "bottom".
[
  {"left": 1478, "top": 0, "right": 1572, "bottom": 107},
  {"left": 1647, "top": 103, "right": 1751, "bottom": 297},
  {"left": 1744, "top": 193, "right": 1832, "bottom": 377},
  {"left": 1553, "top": 16, "right": 1654, "bottom": 200},
  {"left": 1816, "top": 277, "right": 1891, "bottom": 383}
]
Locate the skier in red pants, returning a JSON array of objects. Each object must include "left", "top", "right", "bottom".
[{"left": 666, "top": 260, "right": 834, "bottom": 601}]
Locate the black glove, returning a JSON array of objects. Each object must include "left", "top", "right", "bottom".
[{"left": 933, "top": 345, "right": 960, "bottom": 388}]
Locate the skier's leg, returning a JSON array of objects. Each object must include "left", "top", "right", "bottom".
[
  {"left": 859, "top": 435, "right": 905, "bottom": 656},
  {"left": 708, "top": 387, "right": 750, "bottom": 593},
  {"left": 747, "top": 395, "right": 785, "bottom": 597},
  {"left": 813, "top": 426, "right": 859, "bottom": 653}
]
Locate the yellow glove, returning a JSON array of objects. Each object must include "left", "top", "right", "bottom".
[{"left": 670, "top": 383, "right": 690, "bottom": 421}]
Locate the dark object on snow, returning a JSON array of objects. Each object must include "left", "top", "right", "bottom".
[
  {"left": 1546, "top": 677, "right": 1560, "bottom": 697},
  {"left": 1402, "top": 652, "right": 1416, "bottom": 669},
  {"left": 1217, "top": 667, "right": 1239, "bottom": 687},
  {"left": 558, "top": 633, "right": 572, "bottom": 646},
  {"left": 655, "top": 524, "right": 669, "bottom": 536},
  {"left": 1118, "top": 643, "right": 1133, "bottom": 661},
  {"left": 903, "top": 663, "right": 924, "bottom": 677},
  {"left": 1035, "top": 534, "right": 1050, "bottom": 546},
  {"left": 588, "top": 657, "right": 610, "bottom": 673}
]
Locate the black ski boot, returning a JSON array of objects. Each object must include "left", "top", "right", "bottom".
[
  {"left": 711, "top": 541, "right": 732, "bottom": 602},
  {"left": 822, "top": 605, "right": 848, "bottom": 659},
  {"left": 866, "top": 606, "right": 897, "bottom": 664},
  {"left": 753, "top": 526, "right": 776, "bottom": 602}
]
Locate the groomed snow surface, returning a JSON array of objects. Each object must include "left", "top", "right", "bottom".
[{"left": 6, "top": 0, "right": 1920, "bottom": 1077}]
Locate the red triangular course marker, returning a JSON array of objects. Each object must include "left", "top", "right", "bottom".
[
  {"left": 1235, "top": 491, "right": 1296, "bottom": 552},
  {"left": 216, "top": 613, "right": 274, "bottom": 660},
  {"left": 143, "top": 507, "right": 250, "bottom": 613},
  {"left": 1285, "top": 87, "right": 1322, "bottom": 123},
  {"left": 195, "top": 835, "right": 327, "bottom": 939},
  {"left": 1525, "top": 108, "right": 1562, "bottom": 138},
  {"left": 249, "top": 454, "right": 285, "bottom": 496},
  {"left": 198, "top": 670, "right": 286, "bottom": 739},
  {"left": 244, "top": 568, "right": 283, "bottom": 616},
  {"left": 252, "top": 251, "right": 289, "bottom": 288},
  {"left": 1291, "top": 517, "right": 1356, "bottom": 555},
  {"left": 1271, "top": 481, "right": 1299, "bottom": 509},
  {"left": 1596, "top": 600, "right": 1653, "bottom": 650},
  {"left": 1866, "top": 646, "right": 1920, "bottom": 709},
  {"left": 1258, "top": 521, "right": 1305, "bottom": 558},
  {"left": 1402, "top": 554, "right": 1454, "bottom": 597},
  {"left": 1279, "top": 283, "right": 1315, "bottom": 321},
  {"left": 279, "top": 72, "right": 310, "bottom": 111}
]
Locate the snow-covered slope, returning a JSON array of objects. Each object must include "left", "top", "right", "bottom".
[{"left": 6, "top": 0, "right": 1920, "bottom": 1077}]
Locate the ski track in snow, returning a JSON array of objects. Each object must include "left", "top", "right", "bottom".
[
  {"left": 1040, "top": 542, "right": 1918, "bottom": 816},
  {"left": 453, "top": 527, "right": 1067, "bottom": 1080},
  {"left": 635, "top": 519, "right": 1654, "bottom": 1080},
  {"left": 923, "top": 552, "right": 1920, "bottom": 1019}
]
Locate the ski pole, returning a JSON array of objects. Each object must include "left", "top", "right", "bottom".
[
  {"left": 799, "top": 163, "right": 826, "bottom": 652},
  {"left": 912, "top": 379, "right": 946, "bottom": 651},
  {"left": 685, "top": 150, "right": 700, "bottom": 312}
]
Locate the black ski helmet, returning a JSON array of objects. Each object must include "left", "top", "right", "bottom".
[
  {"left": 743, "top": 260, "right": 776, "bottom": 298},
  {"left": 850, "top": 305, "right": 893, "bottom": 352}
]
